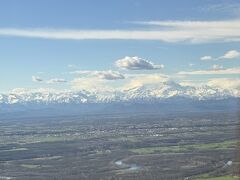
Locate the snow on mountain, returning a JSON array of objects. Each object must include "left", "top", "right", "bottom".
[{"left": 0, "top": 81, "right": 238, "bottom": 105}]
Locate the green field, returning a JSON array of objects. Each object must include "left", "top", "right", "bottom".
[{"left": 130, "top": 140, "right": 239, "bottom": 154}]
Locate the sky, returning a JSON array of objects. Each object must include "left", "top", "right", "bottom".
[{"left": 0, "top": 0, "right": 239, "bottom": 93}]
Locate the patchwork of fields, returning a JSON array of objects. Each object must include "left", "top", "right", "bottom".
[{"left": 0, "top": 112, "right": 239, "bottom": 179}]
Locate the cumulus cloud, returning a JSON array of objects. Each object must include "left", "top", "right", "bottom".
[
  {"left": 178, "top": 67, "right": 240, "bottom": 75},
  {"left": 1, "top": 20, "right": 240, "bottom": 43},
  {"left": 219, "top": 50, "right": 240, "bottom": 59},
  {"left": 32, "top": 76, "right": 43, "bottom": 82},
  {"left": 47, "top": 78, "right": 67, "bottom": 84},
  {"left": 70, "top": 70, "right": 125, "bottom": 80},
  {"left": 200, "top": 56, "right": 213, "bottom": 61},
  {"left": 200, "top": 50, "right": 240, "bottom": 61},
  {"left": 116, "top": 56, "right": 164, "bottom": 70}
]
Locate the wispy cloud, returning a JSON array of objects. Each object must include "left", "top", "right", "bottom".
[
  {"left": 47, "top": 78, "right": 67, "bottom": 84},
  {"left": 0, "top": 19, "right": 240, "bottom": 43},
  {"left": 200, "top": 56, "right": 213, "bottom": 61},
  {"left": 32, "top": 76, "right": 67, "bottom": 84},
  {"left": 178, "top": 67, "right": 240, "bottom": 75},
  {"left": 116, "top": 56, "right": 164, "bottom": 70},
  {"left": 135, "top": 20, "right": 240, "bottom": 28},
  {"left": 70, "top": 70, "right": 125, "bottom": 80}
]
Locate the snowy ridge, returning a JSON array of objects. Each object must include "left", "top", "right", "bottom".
[{"left": 0, "top": 81, "right": 239, "bottom": 105}]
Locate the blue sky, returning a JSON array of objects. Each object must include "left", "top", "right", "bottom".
[{"left": 0, "top": 0, "right": 239, "bottom": 92}]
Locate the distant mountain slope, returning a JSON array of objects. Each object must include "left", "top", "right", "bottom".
[
  {"left": 0, "top": 82, "right": 239, "bottom": 116},
  {"left": 0, "top": 81, "right": 238, "bottom": 105}
]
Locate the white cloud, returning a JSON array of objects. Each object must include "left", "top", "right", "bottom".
[
  {"left": 212, "top": 64, "right": 223, "bottom": 70},
  {"left": 200, "top": 56, "right": 213, "bottom": 61},
  {"left": 70, "top": 70, "right": 93, "bottom": 75},
  {"left": 70, "top": 70, "right": 125, "bottom": 80},
  {"left": 47, "top": 78, "right": 67, "bottom": 84},
  {"left": 133, "top": 20, "right": 240, "bottom": 43},
  {"left": 219, "top": 50, "right": 240, "bottom": 59},
  {"left": 135, "top": 20, "right": 240, "bottom": 28},
  {"left": 178, "top": 67, "right": 240, "bottom": 75},
  {"left": 32, "top": 76, "right": 43, "bottom": 82},
  {"left": 116, "top": 56, "right": 164, "bottom": 70},
  {"left": 1, "top": 20, "right": 240, "bottom": 43}
]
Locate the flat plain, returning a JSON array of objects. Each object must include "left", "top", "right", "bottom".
[{"left": 0, "top": 111, "right": 239, "bottom": 180}]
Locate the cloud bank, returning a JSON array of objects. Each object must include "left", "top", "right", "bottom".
[{"left": 178, "top": 67, "right": 240, "bottom": 75}]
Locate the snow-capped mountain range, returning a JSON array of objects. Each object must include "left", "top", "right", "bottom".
[{"left": 0, "top": 81, "right": 239, "bottom": 105}]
